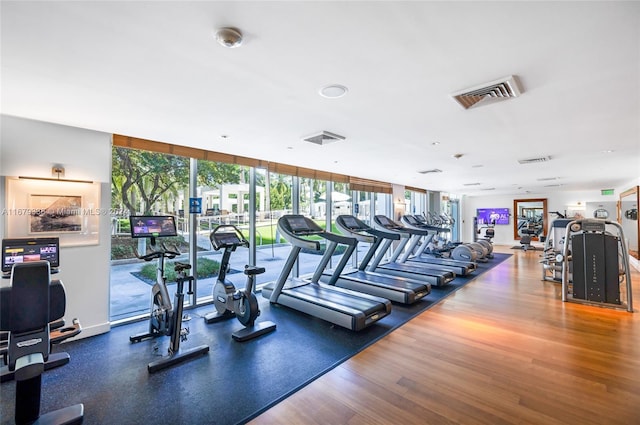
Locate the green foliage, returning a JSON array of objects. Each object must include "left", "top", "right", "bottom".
[
  {"left": 139, "top": 257, "right": 220, "bottom": 282},
  {"left": 197, "top": 161, "right": 242, "bottom": 187},
  {"left": 111, "top": 235, "right": 189, "bottom": 260},
  {"left": 111, "top": 146, "right": 244, "bottom": 215},
  {"left": 269, "top": 179, "right": 292, "bottom": 211},
  {"left": 112, "top": 147, "right": 189, "bottom": 214},
  {"left": 118, "top": 219, "right": 130, "bottom": 233},
  {"left": 111, "top": 243, "right": 135, "bottom": 260}
]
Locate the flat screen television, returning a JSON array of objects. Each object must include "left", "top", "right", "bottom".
[
  {"left": 476, "top": 208, "right": 510, "bottom": 225},
  {"left": 129, "top": 216, "right": 177, "bottom": 239},
  {"left": 2, "top": 237, "right": 60, "bottom": 275}
]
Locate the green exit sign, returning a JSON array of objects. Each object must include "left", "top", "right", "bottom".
[{"left": 601, "top": 189, "right": 614, "bottom": 195}]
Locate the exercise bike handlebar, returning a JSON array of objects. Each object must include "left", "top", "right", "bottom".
[{"left": 133, "top": 241, "right": 181, "bottom": 262}]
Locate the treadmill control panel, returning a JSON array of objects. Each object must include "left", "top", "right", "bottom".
[
  {"left": 340, "top": 216, "right": 362, "bottom": 230},
  {"left": 284, "top": 216, "right": 323, "bottom": 235}
]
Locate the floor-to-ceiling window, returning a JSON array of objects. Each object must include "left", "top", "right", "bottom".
[
  {"left": 109, "top": 137, "right": 396, "bottom": 323},
  {"left": 406, "top": 187, "right": 427, "bottom": 217},
  {"left": 110, "top": 146, "right": 190, "bottom": 322},
  {"left": 254, "top": 168, "right": 294, "bottom": 287},
  {"left": 194, "top": 160, "right": 251, "bottom": 305}
]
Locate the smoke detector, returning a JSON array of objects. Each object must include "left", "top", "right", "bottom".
[
  {"left": 214, "top": 27, "right": 243, "bottom": 48},
  {"left": 451, "top": 75, "right": 522, "bottom": 109},
  {"left": 302, "top": 131, "right": 345, "bottom": 146}
]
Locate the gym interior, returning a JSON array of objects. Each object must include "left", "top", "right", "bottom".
[{"left": 1, "top": 2, "right": 640, "bottom": 425}]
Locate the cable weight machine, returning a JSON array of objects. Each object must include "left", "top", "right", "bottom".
[{"left": 557, "top": 218, "right": 633, "bottom": 312}]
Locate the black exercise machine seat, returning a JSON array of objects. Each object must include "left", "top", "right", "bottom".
[
  {"left": 1, "top": 281, "right": 82, "bottom": 383},
  {"left": 0, "top": 261, "right": 84, "bottom": 425},
  {"left": 263, "top": 215, "right": 391, "bottom": 331}
]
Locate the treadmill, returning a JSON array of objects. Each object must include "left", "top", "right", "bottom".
[
  {"left": 369, "top": 215, "right": 455, "bottom": 287},
  {"left": 318, "top": 215, "right": 431, "bottom": 304},
  {"left": 400, "top": 215, "right": 477, "bottom": 276},
  {"left": 261, "top": 215, "right": 391, "bottom": 331}
]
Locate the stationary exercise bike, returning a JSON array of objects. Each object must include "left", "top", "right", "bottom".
[
  {"left": 128, "top": 215, "right": 209, "bottom": 373},
  {"left": 204, "top": 225, "right": 276, "bottom": 342}
]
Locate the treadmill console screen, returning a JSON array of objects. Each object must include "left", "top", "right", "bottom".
[
  {"left": 287, "top": 217, "right": 312, "bottom": 233},
  {"left": 341, "top": 216, "right": 360, "bottom": 229},
  {"left": 404, "top": 215, "right": 418, "bottom": 224},
  {"left": 376, "top": 215, "right": 394, "bottom": 226}
]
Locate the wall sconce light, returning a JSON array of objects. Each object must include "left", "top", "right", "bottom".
[
  {"left": 52, "top": 165, "right": 65, "bottom": 179},
  {"left": 18, "top": 164, "right": 93, "bottom": 184}
]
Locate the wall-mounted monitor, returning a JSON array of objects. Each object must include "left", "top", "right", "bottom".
[
  {"left": 129, "top": 216, "right": 177, "bottom": 239},
  {"left": 476, "top": 208, "right": 510, "bottom": 225},
  {"left": 2, "top": 237, "right": 60, "bottom": 275}
]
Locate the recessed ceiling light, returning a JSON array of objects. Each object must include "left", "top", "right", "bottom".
[
  {"left": 472, "top": 164, "right": 483, "bottom": 168},
  {"left": 431, "top": 142, "right": 440, "bottom": 146},
  {"left": 287, "top": 146, "right": 293, "bottom": 150},
  {"left": 319, "top": 84, "right": 348, "bottom": 98},
  {"left": 452, "top": 153, "right": 463, "bottom": 159},
  {"left": 220, "top": 135, "right": 230, "bottom": 140},
  {"left": 602, "top": 149, "right": 614, "bottom": 153}
]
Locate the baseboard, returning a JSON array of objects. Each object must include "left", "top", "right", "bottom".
[{"left": 63, "top": 322, "right": 111, "bottom": 342}]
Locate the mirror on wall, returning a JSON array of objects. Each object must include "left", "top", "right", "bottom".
[
  {"left": 619, "top": 186, "right": 639, "bottom": 260},
  {"left": 513, "top": 198, "right": 548, "bottom": 241}
]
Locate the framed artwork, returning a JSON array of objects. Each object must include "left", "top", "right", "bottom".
[
  {"left": 29, "top": 194, "right": 83, "bottom": 233},
  {"left": 5, "top": 177, "right": 101, "bottom": 246}
]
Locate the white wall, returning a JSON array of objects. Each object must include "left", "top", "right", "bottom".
[
  {"left": 461, "top": 180, "right": 640, "bottom": 271},
  {"left": 462, "top": 189, "right": 631, "bottom": 244},
  {"left": 1, "top": 115, "right": 111, "bottom": 338}
]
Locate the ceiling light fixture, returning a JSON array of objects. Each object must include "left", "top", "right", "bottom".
[
  {"left": 214, "top": 27, "right": 243, "bottom": 48},
  {"left": 319, "top": 84, "right": 348, "bottom": 98}
]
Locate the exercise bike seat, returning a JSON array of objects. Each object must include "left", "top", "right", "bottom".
[
  {"left": 174, "top": 262, "right": 191, "bottom": 272},
  {"left": 244, "top": 266, "right": 265, "bottom": 276}
]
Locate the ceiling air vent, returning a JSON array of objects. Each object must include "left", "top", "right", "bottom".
[
  {"left": 302, "top": 131, "right": 345, "bottom": 146},
  {"left": 518, "top": 156, "right": 552, "bottom": 164},
  {"left": 418, "top": 169, "right": 442, "bottom": 174},
  {"left": 451, "top": 75, "right": 522, "bottom": 109}
]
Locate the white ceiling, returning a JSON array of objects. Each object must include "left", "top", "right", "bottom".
[{"left": 2, "top": 1, "right": 639, "bottom": 196}]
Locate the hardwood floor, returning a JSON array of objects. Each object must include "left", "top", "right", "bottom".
[{"left": 249, "top": 246, "right": 640, "bottom": 425}]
